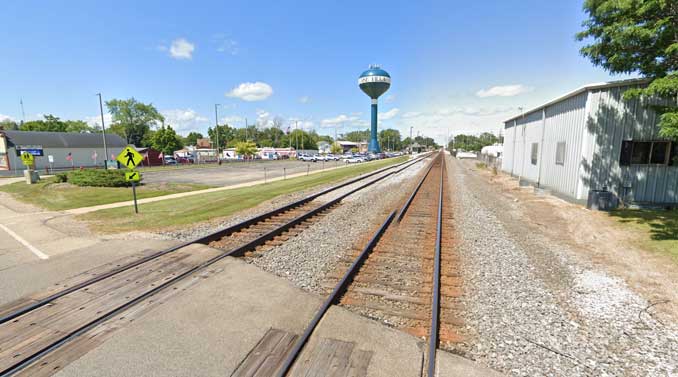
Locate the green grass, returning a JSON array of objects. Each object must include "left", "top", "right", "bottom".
[
  {"left": 0, "top": 178, "right": 212, "bottom": 211},
  {"left": 608, "top": 208, "right": 678, "bottom": 261},
  {"left": 79, "top": 157, "right": 407, "bottom": 233}
]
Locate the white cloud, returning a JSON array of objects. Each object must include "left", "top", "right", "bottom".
[
  {"left": 0, "top": 114, "right": 15, "bottom": 122},
  {"left": 160, "top": 109, "right": 209, "bottom": 135},
  {"left": 214, "top": 35, "right": 238, "bottom": 55},
  {"left": 221, "top": 115, "right": 243, "bottom": 125},
  {"left": 476, "top": 84, "right": 532, "bottom": 98},
  {"left": 379, "top": 108, "right": 399, "bottom": 120},
  {"left": 169, "top": 38, "right": 195, "bottom": 60},
  {"left": 384, "top": 94, "right": 396, "bottom": 103},
  {"left": 85, "top": 113, "right": 113, "bottom": 128},
  {"left": 226, "top": 82, "right": 273, "bottom": 101},
  {"left": 299, "top": 96, "right": 310, "bottom": 104},
  {"left": 321, "top": 114, "right": 357, "bottom": 126},
  {"left": 288, "top": 118, "right": 315, "bottom": 131},
  {"left": 402, "top": 111, "right": 422, "bottom": 119}
]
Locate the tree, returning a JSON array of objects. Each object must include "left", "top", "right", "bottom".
[
  {"left": 235, "top": 141, "right": 258, "bottom": 158},
  {"left": 64, "top": 120, "right": 94, "bottom": 133},
  {"left": 19, "top": 115, "right": 95, "bottom": 133},
  {"left": 343, "top": 130, "right": 370, "bottom": 142},
  {"left": 379, "top": 128, "right": 402, "bottom": 151},
  {"left": 184, "top": 132, "right": 203, "bottom": 146},
  {"left": 106, "top": 98, "right": 164, "bottom": 146},
  {"left": 577, "top": 0, "right": 678, "bottom": 138},
  {"left": 330, "top": 142, "right": 343, "bottom": 154},
  {"left": 207, "top": 124, "right": 234, "bottom": 149},
  {"left": 0, "top": 119, "right": 18, "bottom": 130},
  {"left": 151, "top": 125, "right": 184, "bottom": 155}
]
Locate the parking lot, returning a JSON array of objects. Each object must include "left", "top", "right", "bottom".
[{"left": 141, "top": 159, "right": 345, "bottom": 186}]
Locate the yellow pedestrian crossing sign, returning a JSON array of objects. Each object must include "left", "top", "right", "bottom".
[
  {"left": 125, "top": 171, "right": 141, "bottom": 182},
  {"left": 20, "top": 152, "right": 34, "bottom": 166},
  {"left": 117, "top": 145, "right": 143, "bottom": 170}
]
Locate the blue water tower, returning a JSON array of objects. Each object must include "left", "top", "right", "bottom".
[{"left": 359, "top": 65, "right": 391, "bottom": 153}]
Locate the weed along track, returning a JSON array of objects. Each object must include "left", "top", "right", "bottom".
[
  {"left": 275, "top": 152, "right": 462, "bottom": 377},
  {"left": 0, "top": 155, "right": 429, "bottom": 377}
]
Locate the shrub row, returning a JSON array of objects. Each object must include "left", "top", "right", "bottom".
[{"left": 66, "top": 169, "right": 138, "bottom": 187}]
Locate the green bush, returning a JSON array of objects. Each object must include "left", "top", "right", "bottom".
[
  {"left": 67, "top": 169, "right": 131, "bottom": 187},
  {"left": 54, "top": 173, "right": 68, "bottom": 183}
]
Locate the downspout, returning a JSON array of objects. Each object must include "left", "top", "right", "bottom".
[
  {"left": 537, "top": 108, "right": 547, "bottom": 188},
  {"left": 510, "top": 119, "right": 517, "bottom": 176}
]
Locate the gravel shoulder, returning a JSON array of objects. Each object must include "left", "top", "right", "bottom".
[{"left": 447, "top": 154, "right": 677, "bottom": 376}]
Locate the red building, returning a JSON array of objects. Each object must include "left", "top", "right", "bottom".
[{"left": 137, "top": 147, "right": 163, "bottom": 166}]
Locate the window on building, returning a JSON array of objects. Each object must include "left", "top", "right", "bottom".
[
  {"left": 630, "top": 142, "right": 652, "bottom": 164},
  {"left": 650, "top": 142, "right": 669, "bottom": 164},
  {"left": 620, "top": 141, "right": 674, "bottom": 166},
  {"left": 555, "top": 142, "right": 566, "bottom": 165},
  {"left": 670, "top": 142, "right": 678, "bottom": 166},
  {"left": 531, "top": 143, "right": 539, "bottom": 165}
]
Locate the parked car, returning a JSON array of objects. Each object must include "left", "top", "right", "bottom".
[
  {"left": 299, "top": 154, "right": 317, "bottom": 162},
  {"left": 163, "top": 156, "right": 177, "bottom": 165},
  {"left": 176, "top": 156, "right": 194, "bottom": 164},
  {"left": 344, "top": 156, "right": 364, "bottom": 164},
  {"left": 324, "top": 154, "right": 340, "bottom": 161}
]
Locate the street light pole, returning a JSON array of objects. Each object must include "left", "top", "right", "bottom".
[
  {"left": 214, "top": 104, "right": 221, "bottom": 161},
  {"left": 96, "top": 93, "right": 109, "bottom": 168}
]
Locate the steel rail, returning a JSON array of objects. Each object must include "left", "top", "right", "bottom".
[
  {"left": 396, "top": 153, "right": 438, "bottom": 222},
  {"left": 426, "top": 154, "right": 444, "bottom": 377},
  {"left": 0, "top": 155, "right": 426, "bottom": 326},
  {"left": 0, "top": 156, "right": 427, "bottom": 376},
  {"left": 275, "top": 210, "right": 397, "bottom": 377}
]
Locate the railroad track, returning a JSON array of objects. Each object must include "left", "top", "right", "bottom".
[
  {"left": 0, "top": 155, "right": 430, "bottom": 377},
  {"left": 276, "top": 152, "right": 461, "bottom": 377}
]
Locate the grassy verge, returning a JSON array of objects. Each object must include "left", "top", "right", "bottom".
[
  {"left": 0, "top": 179, "right": 212, "bottom": 211},
  {"left": 608, "top": 209, "right": 678, "bottom": 261},
  {"left": 79, "top": 156, "right": 408, "bottom": 233}
]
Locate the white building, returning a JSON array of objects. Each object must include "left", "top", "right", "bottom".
[{"left": 502, "top": 78, "right": 677, "bottom": 206}]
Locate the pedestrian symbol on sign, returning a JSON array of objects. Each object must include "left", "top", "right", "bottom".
[{"left": 116, "top": 146, "right": 143, "bottom": 170}]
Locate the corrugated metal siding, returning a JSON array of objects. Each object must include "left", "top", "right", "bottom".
[
  {"left": 540, "top": 92, "right": 589, "bottom": 198},
  {"left": 502, "top": 82, "right": 677, "bottom": 204},
  {"left": 501, "top": 120, "right": 518, "bottom": 175},
  {"left": 586, "top": 87, "right": 677, "bottom": 204},
  {"left": 513, "top": 111, "right": 543, "bottom": 182}
]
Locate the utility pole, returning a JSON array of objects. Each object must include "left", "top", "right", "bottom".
[
  {"left": 97, "top": 93, "right": 109, "bottom": 168},
  {"left": 19, "top": 98, "right": 26, "bottom": 126},
  {"left": 295, "top": 121, "right": 299, "bottom": 151},
  {"left": 409, "top": 126, "right": 413, "bottom": 154},
  {"left": 214, "top": 104, "right": 221, "bottom": 161},
  {"left": 245, "top": 118, "right": 248, "bottom": 141}
]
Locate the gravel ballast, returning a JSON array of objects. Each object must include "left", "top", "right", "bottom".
[
  {"left": 248, "top": 157, "right": 430, "bottom": 293},
  {"left": 447, "top": 155, "right": 677, "bottom": 376}
]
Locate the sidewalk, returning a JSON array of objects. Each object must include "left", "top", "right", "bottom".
[{"left": 64, "top": 161, "right": 358, "bottom": 215}]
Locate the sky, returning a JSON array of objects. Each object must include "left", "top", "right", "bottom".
[{"left": 0, "top": 0, "right": 636, "bottom": 144}]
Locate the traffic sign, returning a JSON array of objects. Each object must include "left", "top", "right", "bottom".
[
  {"left": 116, "top": 146, "right": 143, "bottom": 170},
  {"left": 125, "top": 171, "right": 141, "bottom": 182},
  {"left": 20, "top": 152, "right": 34, "bottom": 166}
]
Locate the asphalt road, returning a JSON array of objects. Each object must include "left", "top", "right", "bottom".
[{"left": 140, "top": 159, "right": 344, "bottom": 186}]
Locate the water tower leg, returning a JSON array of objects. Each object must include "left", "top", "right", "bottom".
[{"left": 368, "top": 99, "right": 381, "bottom": 153}]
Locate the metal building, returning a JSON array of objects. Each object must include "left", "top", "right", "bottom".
[
  {"left": 0, "top": 130, "right": 127, "bottom": 174},
  {"left": 502, "top": 78, "right": 678, "bottom": 205}
]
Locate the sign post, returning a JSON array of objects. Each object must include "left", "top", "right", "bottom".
[{"left": 117, "top": 146, "right": 143, "bottom": 214}]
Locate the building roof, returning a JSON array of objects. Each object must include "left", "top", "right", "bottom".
[
  {"left": 337, "top": 140, "right": 359, "bottom": 146},
  {"left": 0, "top": 130, "right": 127, "bottom": 148},
  {"left": 503, "top": 78, "right": 651, "bottom": 124}
]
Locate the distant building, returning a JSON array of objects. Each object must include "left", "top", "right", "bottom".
[
  {"left": 196, "top": 138, "right": 212, "bottom": 149},
  {"left": 136, "top": 147, "right": 163, "bottom": 166},
  {"left": 502, "top": 78, "right": 677, "bottom": 206},
  {"left": 0, "top": 130, "right": 127, "bottom": 173},
  {"left": 317, "top": 141, "right": 331, "bottom": 154},
  {"left": 337, "top": 140, "right": 368, "bottom": 153}
]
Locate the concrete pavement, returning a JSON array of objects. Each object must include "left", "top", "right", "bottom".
[{"left": 55, "top": 246, "right": 502, "bottom": 377}]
